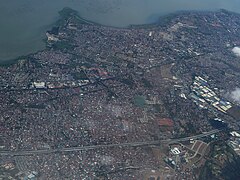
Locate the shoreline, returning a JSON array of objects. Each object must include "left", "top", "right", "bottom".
[{"left": 0, "top": 8, "right": 237, "bottom": 66}]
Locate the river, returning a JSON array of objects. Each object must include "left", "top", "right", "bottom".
[{"left": 1, "top": 0, "right": 240, "bottom": 62}]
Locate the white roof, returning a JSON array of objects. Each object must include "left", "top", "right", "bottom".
[
  {"left": 230, "top": 131, "right": 240, "bottom": 137},
  {"left": 33, "top": 82, "right": 46, "bottom": 88},
  {"left": 171, "top": 147, "right": 181, "bottom": 155}
]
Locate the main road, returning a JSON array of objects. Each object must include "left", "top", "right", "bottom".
[{"left": 0, "top": 129, "right": 222, "bottom": 156}]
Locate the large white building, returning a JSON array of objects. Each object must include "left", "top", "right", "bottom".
[{"left": 33, "top": 82, "right": 46, "bottom": 89}]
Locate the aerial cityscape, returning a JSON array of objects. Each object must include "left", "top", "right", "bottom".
[{"left": 1, "top": 4, "right": 240, "bottom": 180}]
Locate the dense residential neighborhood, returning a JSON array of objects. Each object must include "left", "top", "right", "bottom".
[{"left": 1, "top": 8, "right": 240, "bottom": 180}]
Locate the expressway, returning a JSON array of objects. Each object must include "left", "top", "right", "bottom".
[{"left": 0, "top": 129, "right": 222, "bottom": 156}]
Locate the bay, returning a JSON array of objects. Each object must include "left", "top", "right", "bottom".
[{"left": 0, "top": 0, "right": 240, "bottom": 62}]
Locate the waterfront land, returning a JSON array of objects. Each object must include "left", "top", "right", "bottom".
[{"left": 1, "top": 7, "right": 240, "bottom": 179}]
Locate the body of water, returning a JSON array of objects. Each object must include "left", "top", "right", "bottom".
[{"left": 1, "top": 0, "right": 240, "bottom": 61}]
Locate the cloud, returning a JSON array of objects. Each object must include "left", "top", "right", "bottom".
[
  {"left": 230, "top": 88, "right": 240, "bottom": 104},
  {"left": 232, "top": 47, "right": 240, "bottom": 57}
]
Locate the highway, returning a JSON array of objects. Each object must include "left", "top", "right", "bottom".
[{"left": 0, "top": 129, "right": 222, "bottom": 156}]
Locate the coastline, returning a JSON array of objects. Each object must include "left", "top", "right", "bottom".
[
  {"left": 0, "top": 7, "right": 105, "bottom": 66},
  {"left": 0, "top": 8, "right": 237, "bottom": 66}
]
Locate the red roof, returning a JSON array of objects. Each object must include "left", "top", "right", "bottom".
[{"left": 158, "top": 118, "right": 174, "bottom": 127}]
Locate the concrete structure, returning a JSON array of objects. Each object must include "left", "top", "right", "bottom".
[
  {"left": 33, "top": 82, "right": 46, "bottom": 89},
  {"left": 171, "top": 147, "right": 181, "bottom": 155}
]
